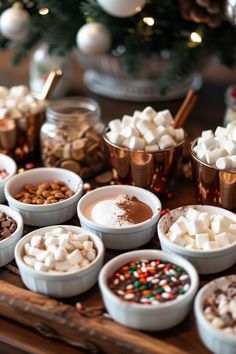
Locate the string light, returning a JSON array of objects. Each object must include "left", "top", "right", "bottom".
[
  {"left": 190, "top": 32, "right": 202, "bottom": 43},
  {"left": 143, "top": 17, "right": 155, "bottom": 26},
  {"left": 39, "top": 7, "right": 49, "bottom": 15}
]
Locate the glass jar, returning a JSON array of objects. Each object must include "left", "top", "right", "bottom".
[
  {"left": 224, "top": 85, "right": 236, "bottom": 126},
  {"left": 40, "top": 97, "right": 107, "bottom": 178}
]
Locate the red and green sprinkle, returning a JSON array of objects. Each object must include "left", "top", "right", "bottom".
[{"left": 108, "top": 259, "right": 190, "bottom": 305}]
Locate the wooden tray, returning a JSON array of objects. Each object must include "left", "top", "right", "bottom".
[{"left": 0, "top": 174, "right": 235, "bottom": 354}]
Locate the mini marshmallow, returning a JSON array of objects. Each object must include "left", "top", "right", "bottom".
[
  {"left": 121, "top": 126, "right": 139, "bottom": 138},
  {"left": 34, "top": 261, "right": 48, "bottom": 272},
  {"left": 106, "top": 131, "right": 125, "bottom": 146},
  {"left": 24, "top": 242, "right": 31, "bottom": 255},
  {"left": 216, "top": 157, "right": 233, "bottom": 170},
  {"left": 52, "top": 227, "right": 66, "bottom": 237},
  {"left": 108, "top": 119, "right": 122, "bottom": 132},
  {"left": 121, "top": 138, "right": 131, "bottom": 148},
  {"left": 59, "top": 239, "right": 74, "bottom": 251},
  {"left": 195, "top": 233, "right": 209, "bottom": 249},
  {"left": 229, "top": 224, "right": 236, "bottom": 236},
  {"left": 182, "top": 235, "right": 195, "bottom": 247},
  {"left": 45, "top": 235, "right": 58, "bottom": 248},
  {"left": 121, "top": 115, "right": 133, "bottom": 128},
  {"left": 142, "top": 106, "right": 156, "bottom": 121},
  {"left": 214, "top": 232, "right": 231, "bottom": 247},
  {"left": 81, "top": 259, "right": 90, "bottom": 268},
  {"left": 158, "top": 134, "right": 176, "bottom": 150},
  {"left": 83, "top": 240, "right": 94, "bottom": 250},
  {"left": 54, "top": 247, "right": 67, "bottom": 261},
  {"left": 86, "top": 249, "right": 96, "bottom": 261},
  {"left": 145, "top": 145, "right": 159, "bottom": 152},
  {"left": 202, "top": 130, "right": 214, "bottom": 139},
  {"left": 129, "top": 136, "right": 145, "bottom": 150},
  {"left": 54, "top": 260, "right": 71, "bottom": 272},
  {"left": 186, "top": 219, "right": 204, "bottom": 236},
  {"left": 73, "top": 234, "right": 89, "bottom": 242},
  {"left": 136, "top": 120, "right": 155, "bottom": 135},
  {"left": 143, "top": 129, "right": 160, "bottom": 145},
  {"left": 36, "top": 250, "right": 51, "bottom": 262},
  {"left": 206, "top": 148, "right": 222, "bottom": 164},
  {"left": 28, "top": 246, "right": 43, "bottom": 257},
  {"left": 196, "top": 148, "right": 207, "bottom": 163},
  {"left": 131, "top": 116, "right": 142, "bottom": 127},
  {"left": 211, "top": 219, "right": 229, "bottom": 235},
  {"left": 202, "top": 137, "right": 216, "bottom": 151},
  {"left": 44, "top": 255, "right": 55, "bottom": 268},
  {"left": 133, "top": 110, "right": 142, "bottom": 119},
  {"left": 23, "top": 255, "right": 37, "bottom": 267},
  {"left": 170, "top": 233, "right": 185, "bottom": 246},
  {"left": 224, "top": 140, "right": 236, "bottom": 155},
  {"left": 47, "top": 244, "right": 58, "bottom": 253},
  {"left": 154, "top": 110, "right": 173, "bottom": 126},
  {"left": 67, "top": 249, "right": 83, "bottom": 265}
]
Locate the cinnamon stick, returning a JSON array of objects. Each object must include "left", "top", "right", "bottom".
[{"left": 173, "top": 89, "right": 198, "bottom": 128}]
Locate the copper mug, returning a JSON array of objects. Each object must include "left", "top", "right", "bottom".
[
  {"left": 190, "top": 138, "right": 236, "bottom": 210},
  {"left": 103, "top": 128, "right": 185, "bottom": 191}
]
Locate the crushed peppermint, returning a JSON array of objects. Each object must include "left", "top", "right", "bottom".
[{"left": 108, "top": 259, "right": 191, "bottom": 305}]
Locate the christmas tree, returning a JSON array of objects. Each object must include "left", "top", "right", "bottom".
[{"left": 0, "top": 0, "right": 236, "bottom": 93}]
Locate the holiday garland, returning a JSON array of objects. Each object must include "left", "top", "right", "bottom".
[{"left": 0, "top": 0, "right": 236, "bottom": 93}]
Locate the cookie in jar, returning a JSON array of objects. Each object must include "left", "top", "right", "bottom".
[{"left": 40, "top": 97, "right": 107, "bottom": 178}]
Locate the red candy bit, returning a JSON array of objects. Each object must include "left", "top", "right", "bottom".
[
  {"left": 164, "top": 266, "right": 171, "bottom": 272},
  {"left": 115, "top": 272, "right": 120, "bottom": 278},
  {"left": 25, "top": 162, "right": 34, "bottom": 169},
  {"left": 166, "top": 192, "right": 173, "bottom": 199},
  {"left": 161, "top": 209, "right": 169, "bottom": 216}
]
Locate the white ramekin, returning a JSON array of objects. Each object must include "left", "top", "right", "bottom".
[
  {"left": 194, "top": 275, "right": 236, "bottom": 354},
  {"left": 157, "top": 205, "right": 236, "bottom": 274},
  {"left": 5, "top": 167, "right": 83, "bottom": 226},
  {"left": 15, "top": 225, "right": 105, "bottom": 298},
  {"left": 99, "top": 249, "right": 199, "bottom": 331},
  {"left": 77, "top": 185, "right": 162, "bottom": 250},
  {"left": 0, "top": 204, "right": 23, "bottom": 267},
  {"left": 0, "top": 154, "right": 17, "bottom": 203}
]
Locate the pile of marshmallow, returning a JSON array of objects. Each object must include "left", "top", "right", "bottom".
[
  {"left": 166, "top": 207, "right": 236, "bottom": 251},
  {"left": 0, "top": 85, "right": 46, "bottom": 119},
  {"left": 23, "top": 227, "right": 97, "bottom": 273},
  {"left": 193, "top": 123, "right": 236, "bottom": 171},
  {"left": 106, "top": 106, "right": 184, "bottom": 152}
]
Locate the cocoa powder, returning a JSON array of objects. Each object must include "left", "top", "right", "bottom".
[{"left": 116, "top": 195, "right": 153, "bottom": 224}]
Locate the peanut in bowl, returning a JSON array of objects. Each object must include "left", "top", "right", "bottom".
[{"left": 5, "top": 167, "right": 83, "bottom": 226}]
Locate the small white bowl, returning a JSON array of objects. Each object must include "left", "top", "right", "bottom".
[
  {"left": 15, "top": 225, "right": 105, "bottom": 298},
  {"left": 77, "top": 185, "right": 162, "bottom": 250},
  {"left": 99, "top": 249, "right": 198, "bottom": 331},
  {"left": 0, "top": 154, "right": 17, "bottom": 203},
  {"left": 5, "top": 167, "right": 83, "bottom": 226},
  {"left": 194, "top": 275, "right": 236, "bottom": 354},
  {"left": 0, "top": 204, "right": 23, "bottom": 267},
  {"left": 157, "top": 205, "right": 236, "bottom": 274}
]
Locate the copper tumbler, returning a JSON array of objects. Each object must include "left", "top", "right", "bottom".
[
  {"left": 190, "top": 138, "right": 236, "bottom": 210},
  {"left": 103, "top": 128, "right": 185, "bottom": 191}
]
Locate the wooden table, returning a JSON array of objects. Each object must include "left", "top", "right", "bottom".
[{"left": 0, "top": 50, "right": 235, "bottom": 354}]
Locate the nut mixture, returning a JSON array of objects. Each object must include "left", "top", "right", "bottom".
[
  {"left": 41, "top": 123, "right": 106, "bottom": 177},
  {"left": 23, "top": 227, "right": 97, "bottom": 273},
  {"left": 203, "top": 281, "right": 236, "bottom": 335},
  {"left": 0, "top": 212, "right": 17, "bottom": 240},
  {"left": 14, "top": 180, "right": 74, "bottom": 205}
]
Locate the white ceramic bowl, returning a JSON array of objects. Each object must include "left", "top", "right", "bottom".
[
  {"left": 194, "top": 275, "right": 236, "bottom": 354},
  {"left": 5, "top": 167, "right": 83, "bottom": 226},
  {"left": 157, "top": 205, "right": 236, "bottom": 274},
  {"left": 0, "top": 154, "right": 17, "bottom": 203},
  {"left": 15, "top": 225, "right": 105, "bottom": 298},
  {"left": 77, "top": 185, "right": 162, "bottom": 250},
  {"left": 99, "top": 249, "right": 199, "bottom": 331},
  {"left": 0, "top": 204, "right": 23, "bottom": 267}
]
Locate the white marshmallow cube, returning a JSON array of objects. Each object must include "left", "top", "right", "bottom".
[
  {"left": 202, "top": 130, "right": 214, "bottom": 140},
  {"left": 216, "top": 157, "right": 233, "bottom": 170},
  {"left": 34, "top": 261, "right": 48, "bottom": 272},
  {"left": 195, "top": 233, "right": 209, "bottom": 249},
  {"left": 106, "top": 131, "right": 125, "bottom": 146},
  {"left": 108, "top": 119, "right": 122, "bottom": 132},
  {"left": 158, "top": 134, "right": 176, "bottom": 150},
  {"left": 206, "top": 148, "right": 222, "bottom": 164},
  {"left": 203, "top": 241, "right": 220, "bottom": 250},
  {"left": 186, "top": 208, "right": 200, "bottom": 221},
  {"left": 169, "top": 217, "right": 188, "bottom": 237},
  {"left": 52, "top": 227, "right": 66, "bottom": 237},
  {"left": 136, "top": 120, "right": 155, "bottom": 135},
  {"left": 129, "top": 136, "right": 145, "bottom": 150},
  {"left": 202, "top": 137, "right": 216, "bottom": 151},
  {"left": 54, "top": 247, "right": 67, "bottom": 261},
  {"left": 86, "top": 249, "right": 96, "bottom": 262},
  {"left": 175, "top": 128, "right": 185, "bottom": 142},
  {"left": 229, "top": 224, "right": 236, "bottom": 236},
  {"left": 142, "top": 106, "right": 156, "bottom": 121},
  {"left": 215, "top": 126, "right": 227, "bottom": 136},
  {"left": 121, "top": 126, "right": 139, "bottom": 138},
  {"left": 214, "top": 232, "right": 231, "bottom": 247},
  {"left": 156, "top": 125, "right": 168, "bottom": 137},
  {"left": 143, "top": 129, "right": 160, "bottom": 145},
  {"left": 28, "top": 247, "right": 43, "bottom": 257},
  {"left": 170, "top": 233, "right": 185, "bottom": 246},
  {"left": 67, "top": 249, "right": 83, "bottom": 265},
  {"left": 121, "top": 115, "right": 133, "bottom": 128},
  {"left": 186, "top": 219, "right": 204, "bottom": 236},
  {"left": 23, "top": 255, "right": 37, "bottom": 267},
  {"left": 44, "top": 255, "right": 55, "bottom": 269},
  {"left": 145, "top": 145, "right": 159, "bottom": 152},
  {"left": 54, "top": 260, "right": 71, "bottom": 272},
  {"left": 198, "top": 212, "right": 210, "bottom": 228},
  {"left": 224, "top": 140, "right": 236, "bottom": 155},
  {"left": 154, "top": 110, "right": 173, "bottom": 126}
]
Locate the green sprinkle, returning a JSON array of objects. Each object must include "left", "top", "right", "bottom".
[
  {"left": 134, "top": 281, "right": 140, "bottom": 288},
  {"left": 179, "top": 289, "right": 186, "bottom": 295},
  {"left": 128, "top": 270, "right": 134, "bottom": 274},
  {"left": 140, "top": 285, "right": 148, "bottom": 290},
  {"left": 162, "top": 260, "right": 168, "bottom": 264},
  {"left": 167, "top": 273, "right": 174, "bottom": 277},
  {"left": 177, "top": 267, "right": 183, "bottom": 273},
  {"left": 156, "top": 288, "right": 164, "bottom": 294},
  {"left": 146, "top": 294, "right": 155, "bottom": 298},
  {"left": 130, "top": 266, "right": 137, "bottom": 270}
]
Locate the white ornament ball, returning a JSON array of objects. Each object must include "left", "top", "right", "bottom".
[
  {"left": 76, "top": 23, "right": 111, "bottom": 55},
  {"left": 0, "top": 7, "right": 31, "bottom": 41},
  {"left": 97, "top": 0, "right": 147, "bottom": 17}
]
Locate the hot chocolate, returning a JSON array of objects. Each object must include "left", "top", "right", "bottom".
[{"left": 85, "top": 195, "right": 153, "bottom": 227}]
